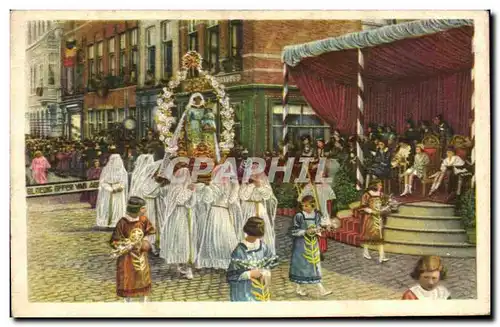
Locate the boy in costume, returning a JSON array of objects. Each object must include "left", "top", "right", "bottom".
[{"left": 110, "top": 196, "right": 155, "bottom": 302}]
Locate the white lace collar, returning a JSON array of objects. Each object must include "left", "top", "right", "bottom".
[
  {"left": 243, "top": 239, "right": 261, "bottom": 252},
  {"left": 302, "top": 210, "right": 316, "bottom": 219},
  {"left": 410, "top": 284, "right": 450, "bottom": 300},
  {"left": 123, "top": 214, "right": 140, "bottom": 223}
]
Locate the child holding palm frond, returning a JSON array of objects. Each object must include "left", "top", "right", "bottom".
[{"left": 289, "top": 195, "right": 332, "bottom": 297}]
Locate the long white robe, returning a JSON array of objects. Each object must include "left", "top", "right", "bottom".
[
  {"left": 129, "top": 154, "right": 154, "bottom": 197},
  {"left": 196, "top": 173, "right": 242, "bottom": 270},
  {"left": 239, "top": 176, "right": 277, "bottom": 255},
  {"left": 139, "top": 160, "right": 167, "bottom": 248},
  {"left": 95, "top": 154, "right": 128, "bottom": 228},
  {"left": 160, "top": 168, "right": 198, "bottom": 265},
  {"left": 193, "top": 185, "right": 210, "bottom": 250}
]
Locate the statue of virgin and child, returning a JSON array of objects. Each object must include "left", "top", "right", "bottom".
[{"left": 184, "top": 93, "right": 219, "bottom": 161}]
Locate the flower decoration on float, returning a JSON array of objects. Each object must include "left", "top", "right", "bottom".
[
  {"left": 155, "top": 51, "right": 236, "bottom": 153},
  {"left": 182, "top": 51, "right": 203, "bottom": 70}
]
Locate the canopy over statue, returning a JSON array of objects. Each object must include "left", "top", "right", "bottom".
[{"left": 154, "top": 51, "right": 236, "bottom": 181}]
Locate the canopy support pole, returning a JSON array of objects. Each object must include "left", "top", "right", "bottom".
[
  {"left": 356, "top": 49, "right": 365, "bottom": 191},
  {"left": 282, "top": 63, "right": 289, "bottom": 157}
]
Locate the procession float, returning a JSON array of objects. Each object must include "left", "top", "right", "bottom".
[{"left": 154, "top": 51, "right": 236, "bottom": 183}]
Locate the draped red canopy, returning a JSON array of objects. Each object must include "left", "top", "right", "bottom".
[{"left": 287, "top": 26, "right": 473, "bottom": 135}]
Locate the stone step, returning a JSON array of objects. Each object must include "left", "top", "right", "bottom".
[
  {"left": 398, "top": 201, "right": 456, "bottom": 217},
  {"left": 386, "top": 214, "right": 464, "bottom": 230},
  {"left": 367, "top": 240, "right": 475, "bottom": 258},
  {"left": 384, "top": 226, "right": 469, "bottom": 244}
]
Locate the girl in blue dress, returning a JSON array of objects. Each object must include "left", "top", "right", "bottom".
[
  {"left": 226, "top": 217, "right": 279, "bottom": 301},
  {"left": 289, "top": 195, "right": 332, "bottom": 297}
]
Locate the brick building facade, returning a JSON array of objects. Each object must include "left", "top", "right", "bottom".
[
  {"left": 61, "top": 20, "right": 139, "bottom": 140},
  {"left": 59, "top": 19, "right": 364, "bottom": 151},
  {"left": 173, "top": 19, "right": 362, "bottom": 155}
]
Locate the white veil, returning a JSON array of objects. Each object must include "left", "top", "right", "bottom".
[
  {"left": 187, "top": 92, "right": 205, "bottom": 107},
  {"left": 161, "top": 167, "right": 192, "bottom": 231},
  {"left": 100, "top": 154, "right": 128, "bottom": 186},
  {"left": 213, "top": 164, "right": 243, "bottom": 234},
  {"left": 96, "top": 154, "right": 128, "bottom": 222},
  {"left": 140, "top": 159, "right": 164, "bottom": 197},
  {"left": 252, "top": 171, "right": 278, "bottom": 229},
  {"left": 129, "top": 154, "right": 154, "bottom": 196}
]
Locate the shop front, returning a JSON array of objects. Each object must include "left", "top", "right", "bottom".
[
  {"left": 136, "top": 87, "right": 160, "bottom": 138},
  {"left": 60, "top": 98, "right": 84, "bottom": 140}
]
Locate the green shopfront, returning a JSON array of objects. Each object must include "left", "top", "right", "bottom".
[{"left": 136, "top": 83, "right": 330, "bottom": 156}]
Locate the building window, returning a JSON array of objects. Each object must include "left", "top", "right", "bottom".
[
  {"left": 232, "top": 103, "right": 242, "bottom": 144},
  {"left": 107, "top": 110, "right": 115, "bottom": 129},
  {"left": 129, "top": 28, "right": 138, "bottom": 83},
  {"left": 146, "top": 27, "right": 156, "bottom": 82},
  {"left": 38, "top": 64, "right": 44, "bottom": 87},
  {"left": 88, "top": 45, "right": 95, "bottom": 80},
  {"left": 97, "top": 41, "right": 104, "bottom": 76},
  {"left": 118, "top": 108, "right": 125, "bottom": 123},
  {"left": 207, "top": 20, "right": 218, "bottom": 27},
  {"left": 119, "top": 33, "right": 126, "bottom": 75},
  {"left": 48, "top": 53, "right": 56, "bottom": 86},
  {"left": 229, "top": 20, "right": 243, "bottom": 57},
  {"left": 161, "top": 21, "right": 173, "bottom": 80},
  {"left": 76, "top": 50, "right": 84, "bottom": 92},
  {"left": 109, "top": 54, "right": 116, "bottom": 76},
  {"left": 130, "top": 28, "right": 138, "bottom": 47},
  {"left": 188, "top": 20, "right": 197, "bottom": 33},
  {"left": 30, "top": 66, "right": 34, "bottom": 94},
  {"left": 120, "top": 33, "right": 126, "bottom": 49},
  {"left": 272, "top": 104, "right": 329, "bottom": 151},
  {"left": 47, "top": 53, "right": 56, "bottom": 85},
  {"left": 108, "top": 37, "right": 115, "bottom": 54},
  {"left": 189, "top": 30, "right": 198, "bottom": 52},
  {"left": 108, "top": 37, "right": 116, "bottom": 76},
  {"left": 206, "top": 23, "right": 219, "bottom": 74},
  {"left": 162, "top": 21, "right": 172, "bottom": 41}
]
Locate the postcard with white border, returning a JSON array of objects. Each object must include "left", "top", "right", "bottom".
[{"left": 10, "top": 10, "right": 490, "bottom": 317}]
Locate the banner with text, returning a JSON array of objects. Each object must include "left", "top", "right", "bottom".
[{"left": 26, "top": 180, "right": 100, "bottom": 197}]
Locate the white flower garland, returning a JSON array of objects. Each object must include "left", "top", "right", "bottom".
[{"left": 154, "top": 51, "right": 235, "bottom": 154}]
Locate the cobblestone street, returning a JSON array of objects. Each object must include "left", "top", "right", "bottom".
[{"left": 27, "top": 194, "right": 477, "bottom": 302}]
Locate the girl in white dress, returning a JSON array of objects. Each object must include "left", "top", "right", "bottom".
[
  {"left": 196, "top": 164, "right": 242, "bottom": 270},
  {"left": 160, "top": 167, "right": 198, "bottom": 279},
  {"left": 239, "top": 164, "right": 278, "bottom": 254}
]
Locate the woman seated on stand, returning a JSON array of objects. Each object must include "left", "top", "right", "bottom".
[
  {"left": 400, "top": 144, "right": 430, "bottom": 196},
  {"left": 428, "top": 146, "right": 468, "bottom": 197}
]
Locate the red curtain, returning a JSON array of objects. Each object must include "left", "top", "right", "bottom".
[
  {"left": 289, "top": 63, "right": 357, "bottom": 134},
  {"left": 286, "top": 26, "right": 473, "bottom": 136},
  {"left": 365, "top": 70, "right": 472, "bottom": 135}
]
